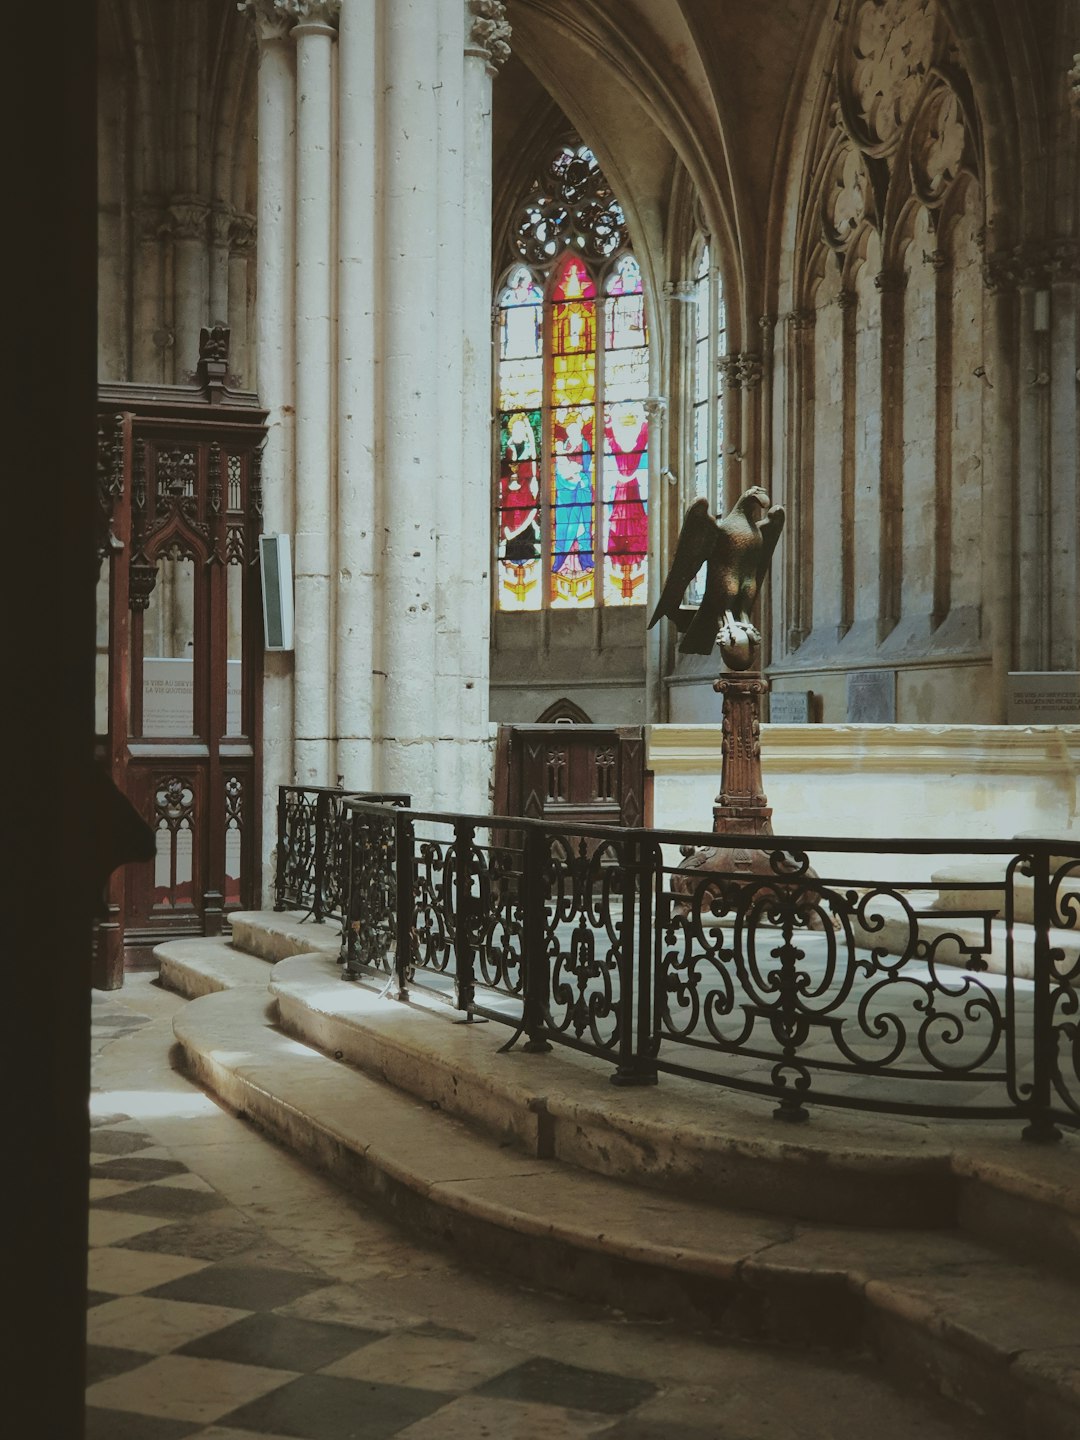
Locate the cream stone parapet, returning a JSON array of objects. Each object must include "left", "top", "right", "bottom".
[{"left": 648, "top": 723, "right": 1080, "bottom": 882}]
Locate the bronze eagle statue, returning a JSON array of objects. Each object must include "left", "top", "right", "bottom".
[{"left": 648, "top": 485, "right": 785, "bottom": 668}]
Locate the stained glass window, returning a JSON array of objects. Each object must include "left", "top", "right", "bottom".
[{"left": 495, "top": 142, "right": 649, "bottom": 612}]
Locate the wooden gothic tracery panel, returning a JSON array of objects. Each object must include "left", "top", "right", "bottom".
[{"left": 95, "top": 333, "right": 267, "bottom": 982}]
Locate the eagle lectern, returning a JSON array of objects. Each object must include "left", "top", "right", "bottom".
[{"left": 649, "top": 485, "right": 784, "bottom": 887}]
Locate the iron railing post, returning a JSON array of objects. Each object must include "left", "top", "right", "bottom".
[
  {"left": 1023, "top": 846, "right": 1062, "bottom": 1144},
  {"left": 522, "top": 826, "right": 553, "bottom": 1052},
  {"left": 393, "top": 810, "right": 414, "bottom": 1002},
  {"left": 453, "top": 820, "right": 479, "bottom": 1019},
  {"left": 274, "top": 786, "right": 288, "bottom": 910},
  {"left": 339, "top": 805, "right": 357, "bottom": 973},
  {"left": 312, "top": 789, "right": 330, "bottom": 924},
  {"left": 612, "top": 836, "right": 657, "bottom": 1086}
]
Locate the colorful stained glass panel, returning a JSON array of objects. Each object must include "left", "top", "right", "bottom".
[
  {"left": 602, "top": 403, "right": 648, "bottom": 607},
  {"left": 603, "top": 346, "right": 649, "bottom": 403},
  {"left": 499, "top": 357, "right": 543, "bottom": 411},
  {"left": 550, "top": 406, "right": 595, "bottom": 607},
  {"left": 497, "top": 408, "right": 542, "bottom": 612}
]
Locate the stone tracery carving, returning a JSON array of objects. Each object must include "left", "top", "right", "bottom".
[
  {"left": 822, "top": 144, "right": 872, "bottom": 251},
  {"left": 839, "top": 0, "right": 938, "bottom": 155},
  {"left": 910, "top": 83, "right": 968, "bottom": 205}
]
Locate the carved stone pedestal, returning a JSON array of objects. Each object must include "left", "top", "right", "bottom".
[{"left": 674, "top": 669, "right": 832, "bottom": 928}]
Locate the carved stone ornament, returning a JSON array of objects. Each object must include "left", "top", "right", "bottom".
[
  {"left": 199, "top": 324, "right": 231, "bottom": 364},
  {"left": 168, "top": 197, "right": 211, "bottom": 241},
  {"left": 838, "top": 0, "right": 939, "bottom": 156},
  {"left": 467, "top": 0, "right": 512, "bottom": 71},
  {"left": 909, "top": 82, "right": 967, "bottom": 205},
  {"left": 230, "top": 213, "right": 256, "bottom": 256},
  {"left": 284, "top": 0, "right": 341, "bottom": 28},
  {"left": 1069, "top": 54, "right": 1080, "bottom": 118},
  {"left": 822, "top": 143, "right": 871, "bottom": 250},
  {"left": 983, "top": 239, "right": 1080, "bottom": 292},
  {"left": 211, "top": 208, "right": 235, "bottom": 248},
  {"left": 237, "top": 0, "right": 294, "bottom": 42},
  {"left": 718, "top": 352, "right": 762, "bottom": 390}
]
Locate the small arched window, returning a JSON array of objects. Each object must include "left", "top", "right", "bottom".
[
  {"left": 686, "top": 240, "right": 726, "bottom": 604},
  {"left": 495, "top": 141, "right": 650, "bottom": 612}
]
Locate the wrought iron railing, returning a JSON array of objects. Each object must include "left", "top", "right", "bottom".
[
  {"left": 274, "top": 785, "right": 409, "bottom": 922},
  {"left": 338, "top": 799, "right": 1080, "bottom": 1141}
]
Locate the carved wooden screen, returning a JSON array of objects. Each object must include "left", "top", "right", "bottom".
[
  {"left": 494, "top": 724, "right": 645, "bottom": 830},
  {"left": 96, "top": 339, "right": 267, "bottom": 979}
]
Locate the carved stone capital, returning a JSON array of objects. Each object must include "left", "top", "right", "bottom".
[
  {"left": 466, "top": 0, "right": 511, "bottom": 71},
  {"left": 133, "top": 203, "right": 168, "bottom": 245},
  {"left": 230, "top": 212, "right": 256, "bottom": 256},
  {"left": 663, "top": 279, "right": 696, "bottom": 302},
  {"left": 237, "top": 0, "right": 294, "bottom": 42},
  {"left": 837, "top": 286, "right": 857, "bottom": 312},
  {"left": 210, "top": 207, "right": 235, "bottom": 248},
  {"left": 983, "top": 239, "right": 1080, "bottom": 292},
  {"left": 286, "top": 0, "right": 340, "bottom": 32},
  {"left": 785, "top": 308, "right": 816, "bottom": 332},
  {"left": 874, "top": 267, "right": 907, "bottom": 294},
  {"left": 719, "top": 351, "right": 762, "bottom": 389},
  {"left": 643, "top": 395, "right": 668, "bottom": 421},
  {"left": 168, "top": 197, "right": 210, "bottom": 241},
  {"left": 1068, "top": 53, "right": 1080, "bottom": 118}
]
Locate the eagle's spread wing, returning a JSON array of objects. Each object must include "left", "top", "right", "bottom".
[
  {"left": 755, "top": 505, "right": 785, "bottom": 589},
  {"left": 647, "top": 497, "right": 718, "bottom": 633}
]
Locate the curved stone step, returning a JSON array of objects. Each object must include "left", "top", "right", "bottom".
[
  {"left": 172, "top": 986, "right": 1080, "bottom": 1440},
  {"left": 849, "top": 892, "right": 1080, "bottom": 978},
  {"left": 930, "top": 862, "right": 1080, "bottom": 927},
  {"left": 268, "top": 952, "right": 1080, "bottom": 1276},
  {"left": 227, "top": 909, "right": 342, "bottom": 964},
  {"left": 155, "top": 937, "right": 273, "bottom": 998}
]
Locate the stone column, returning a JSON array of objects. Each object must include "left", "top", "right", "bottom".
[
  {"left": 228, "top": 214, "right": 256, "bottom": 386},
  {"left": 335, "top": 0, "right": 378, "bottom": 789},
  {"left": 876, "top": 267, "right": 906, "bottom": 643},
  {"left": 169, "top": 197, "right": 210, "bottom": 379},
  {"left": 209, "top": 206, "right": 234, "bottom": 328},
  {"left": 291, "top": 0, "right": 339, "bottom": 786},
  {"left": 378, "top": 0, "right": 442, "bottom": 798},
  {"left": 241, "top": 0, "right": 297, "bottom": 895},
  {"left": 457, "top": 0, "right": 512, "bottom": 812},
  {"left": 132, "top": 203, "right": 167, "bottom": 382},
  {"left": 1048, "top": 246, "right": 1079, "bottom": 670}
]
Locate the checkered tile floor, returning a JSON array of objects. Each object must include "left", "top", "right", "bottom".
[
  {"left": 88, "top": 983, "right": 986, "bottom": 1440},
  {"left": 86, "top": 996, "right": 669, "bottom": 1440}
]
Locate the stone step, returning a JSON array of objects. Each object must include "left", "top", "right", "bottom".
[
  {"left": 930, "top": 862, "right": 1080, "bottom": 927},
  {"left": 850, "top": 891, "right": 1080, "bottom": 979},
  {"left": 227, "top": 909, "right": 343, "bottom": 964},
  {"left": 154, "top": 937, "right": 274, "bottom": 999},
  {"left": 268, "top": 951, "right": 1080, "bottom": 1277},
  {"left": 173, "top": 985, "right": 1080, "bottom": 1440}
]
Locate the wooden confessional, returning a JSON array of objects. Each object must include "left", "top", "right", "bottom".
[{"left": 94, "top": 330, "right": 267, "bottom": 984}]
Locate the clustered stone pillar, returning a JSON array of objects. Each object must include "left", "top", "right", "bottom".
[
  {"left": 245, "top": 0, "right": 298, "bottom": 889},
  {"left": 334, "top": 0, "right": 378, "bottom": 789},
  {"left": 291, "top": 4, "right": 338, "bottom": 786},
  {"left": 242, "top": 0, "right": 508, "bottom": 885}
]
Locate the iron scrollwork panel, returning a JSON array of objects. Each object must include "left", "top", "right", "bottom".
[
  {"left": 545, "top": 833, "right": 632, "bottom": 1059},
  {"left": 657, "top": 847, "right": 1010, "bottom": 1119},
  {"left": 1048, "top": 854, "right": 1080, "bottom": 1121}
]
